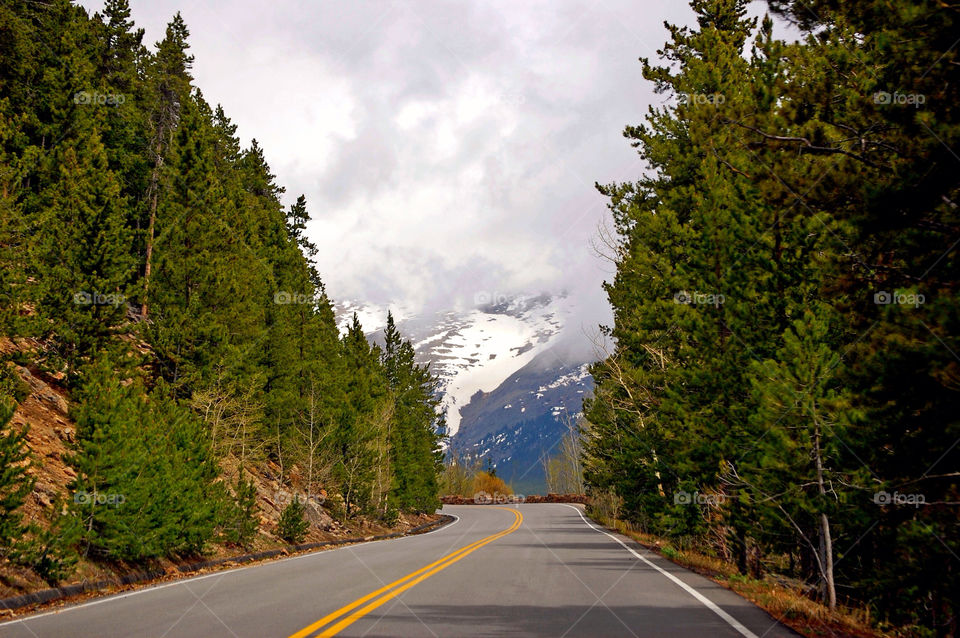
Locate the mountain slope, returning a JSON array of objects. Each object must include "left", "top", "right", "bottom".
[
  {"left": 449, "top": 347, "right": 592, "bottom": 493},
  {"left": 336, "top": 293, "right": 594, "bottom": 492}
]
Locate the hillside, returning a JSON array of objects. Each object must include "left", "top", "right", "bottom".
[
  {"left": 0, "top": 0, "right": 443, "bottom": 599},
  {"left": 0, "top": 337, "right": 436, "bottom": 602}
]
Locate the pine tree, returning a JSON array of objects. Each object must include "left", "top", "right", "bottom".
[
  {"left": 218, "top": 474, "right": 259, "bottom": 548},
  {"left": 0, "top": 390, "right": 32, "bottom": 556},
  {"left": 736, "top": 306, "right": 861, "bottom": 609},
  {"left": 588, "top": 0, "right": 773, "bottom": 539},
  {"left": 334, "top": 315, "right": 386, "bottom": 517},
  {"left": 285, "top": 194, "right": 321, "bottom": 288},
  {"left": 148, "top": 92, "right": 267, "bottom": 394},
  {"left": 68, "top": 361, "right": 219, "bottom": 560},
  {"left": 14, "top": 503, "right": 80, "bottom": 584},
  {"left": 754, "top": 1, "right": 958, "bottom": 627},
  {"left": 380, "top": 312, "right": 442, "bottom": 513},
  {"left": 277, "top": 499, "right": 309, "bottom": 544},
  {"left": 0, "top": 0, "right": 447, "bottom": 590},
  {"left": 586, "top": 0, "right": 958, "bottom": 630},
  {"left": 141, "top": 12, "right": 194, "bottom": 319},
  {"left": 91, "top": 0, "right": 150, "bottom": 210},
  {"left": 0, "top": 103, "right": 32, "bottom": 339},
  {"left": 37, "top": 129, "right": 136, "bottom": 370},
  {"left": 260, "top": 192, "right": 327, "bottom": 450},
  {"left": 2, "top": 0, "right": 102, "bottom": 346}
]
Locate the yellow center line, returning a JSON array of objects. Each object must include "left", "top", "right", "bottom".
[{"left": 288, "top": 507, "right": 523, "bottom": 638}]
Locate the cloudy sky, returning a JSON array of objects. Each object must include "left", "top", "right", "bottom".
[{"left": 79, "top": 0, "right": 780, "bottom": 332}]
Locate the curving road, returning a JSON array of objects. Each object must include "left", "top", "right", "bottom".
[{"left": 0, "top": 504, "right": 797, "bottom": 637}]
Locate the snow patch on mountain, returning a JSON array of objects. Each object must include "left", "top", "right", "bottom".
[
  {"left": 335, "top": 300, "right": 415, "bottom": 335},
  {"left": 333, "top": 293, "right": 575, "bottom": 438},
  {"left": 537, "top": 364, "right": 591, "bottom": 393},
  {"left": 434, "top": 301, "right": 566, "bottom": 436}
]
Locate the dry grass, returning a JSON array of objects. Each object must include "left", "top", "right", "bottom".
[{"left": 592, "top": 516, "right": 890, "bottom": 638}]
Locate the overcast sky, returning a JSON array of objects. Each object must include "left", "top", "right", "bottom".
[{"left": 79, "top": 0, "right": 782, "bottom": 333}]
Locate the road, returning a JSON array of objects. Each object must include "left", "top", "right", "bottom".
[{"left": 0, "top": 504, "right": 797, "bottom": 637}]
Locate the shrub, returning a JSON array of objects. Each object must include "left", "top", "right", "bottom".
[
  {"left": 586, "top": 488, "right": 622, "bottom": 522},
  {"left": 471, "top": 471, "right": 511, "bottom": 498},
  {"left": 218, "top": 475, "right": 259, "bottom": 548},
  {"left": 277, "top": 498, "right": 309, "bottom": 544},
  {"left": 14, "top": 503, "right": 80, "bottom": 584},
  {"left": 0, "top": 397, "right": 32, "bottom": 556},
  {"left": 0, "top": 364, "right": 30, "bottom": 405}
]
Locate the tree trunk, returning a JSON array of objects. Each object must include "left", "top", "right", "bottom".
[
  {"left": 819, "top": 511, "right": 836, "bottom": 609},
  {"left": 275, "top": 422, "right": 285, "bottom": 485},
  {"left": 734, "top": 524, "right": 748, "bottom": 574},
  {"left": 141, "top": 150, "right": 162, "bottom": 319},
  {"left": 813, "top": 421, "right": 837, "bottom": 609}
]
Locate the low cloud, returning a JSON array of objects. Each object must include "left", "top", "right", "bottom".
[{"left": 78, "top": 0, "right": 789, "bottom": 348}]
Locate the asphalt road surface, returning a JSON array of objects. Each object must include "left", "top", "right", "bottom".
[{"left": 0, "top": 504, "right": 798, "bottom": 637}]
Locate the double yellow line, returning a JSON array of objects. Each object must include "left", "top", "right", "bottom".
[{"left": 289, "top": 507, "right": 523, "bottom": 637}]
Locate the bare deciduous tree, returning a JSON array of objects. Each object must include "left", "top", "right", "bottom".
[
  {"left": 291, "top": 378, "right": 333, "bottom": 503},
  {"left": 192, "top": 371, "right": 265, "bottom": 472},
  {"left": 543, "top": 416, "right": 585, "bottom": 494}
]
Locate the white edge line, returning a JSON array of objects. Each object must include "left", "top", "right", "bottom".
[
  {"left": 562, "top": 504, "right": 759, "bottom": 638},
  {"left": 0, "top": 514, "right": 460, "bottom": 627}
]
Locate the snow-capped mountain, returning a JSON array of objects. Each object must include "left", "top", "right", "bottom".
[
  {"left": 336, "top": 292, "right": 574, "bottom": 436},
  {"left": 334, "top": 292, "right": 596, "bottom": 492},
  {"left": 450, "top": 346, "right": 592, "bottom": 493}
]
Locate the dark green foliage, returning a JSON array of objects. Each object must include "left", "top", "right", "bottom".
[
  {"left": 68, "top": 361, "right": 219, "bottom": 560},
  {"left": 586, "top": 0, "right": 958, "bottom": 631},
  {"left": 0, "top": 0, "right": 443, "bottom": 579},
  {"left": 0, "top": 391, "right": 32, "bottom": 555},
  {"left": 382, "top": 312, "right": 443, "bottom": 514},
  {"left": 148, "top": 92, "right": 268, "bottom": 393},
  {"left": 37, "top": 128, "right": 137, "bottom": 371},
  {"left": 14, "top": 503, "right": 81, "bottom": 584},
  {"left": 218, "top": 475, "right": 259, "bottom": 548},
  {"left": 333, "top": 314, "right": 386, "bottom": 517},
  {"left": 277, "top": 499, "right": 309, "bottom": 545},
  {"left": 0, "top": 363, "right": 29, "bottom": 405}
]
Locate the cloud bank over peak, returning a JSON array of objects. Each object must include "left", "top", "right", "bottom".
[{"left": 78, "top": 0, "right": 784, "bottom": 341}]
